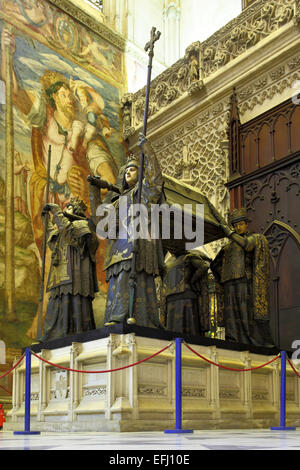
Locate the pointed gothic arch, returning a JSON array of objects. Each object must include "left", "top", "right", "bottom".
[{"left": 264, "top": 220, "right": 300, "bottom": 349}]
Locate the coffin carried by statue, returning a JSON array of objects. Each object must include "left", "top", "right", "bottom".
[{"left": 161, "top": 173, "right": 225, "bottom": 253}]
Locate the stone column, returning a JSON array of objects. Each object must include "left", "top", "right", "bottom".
[
  {"left": 209, "top": 346, "right": 220, "bottom": 420},
  {"left": 105, "top": 334, "right": 117, "bottom": 420},
  {"left": 69, "top": 343, "right": 82, "bottom": 421},
  {"left": 37, "top": 349, "right": 49, "bottom": 422},
  {"left": 109, "top": 334, "right": 135, "bottom": 422},
  {"left": 241, "top": 351, "right": 252, "bottom": 419},
  {"left": 273, "top": 356, "right": 280, "bottom": 422}
]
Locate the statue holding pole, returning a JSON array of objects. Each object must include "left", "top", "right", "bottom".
[
  {"left": 88, "top": 132, "right": 165, "bottom": 328},
  {"left": 88, "top": 27, "right": 164, "bottom": 328}
]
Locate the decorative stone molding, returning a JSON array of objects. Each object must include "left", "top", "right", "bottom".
[
  {"left": 127, "top": 0, "right": 299, "bottom": 127},
  {"left": 70, "top": 342, "right": 82, "bottom": 358},
  {"left": 182, "top": 387, "right": 207, "bottom": 398},
  {"left": 219, "top": 389, "right": 240, "bottom": 399},
  {"left": 107, "top": 334, "right": 120, "bottom": 350},
  {"left": 138, "top": 385, "right": 167, "bottom": 396},
  {"left": 238, "top": 69, "right": 300, "bottom": 117},
  {"left": 125, "top": 333, "right": 136, "bottom": 348},
  {"left": 184, "top": 41, "right": 204, "bottom": 96},
  {"left": 83, "top": 385, "right": 106, "bottom": 398},
  {"left": 252, "top": 391, "right": 269, "bottom": 400},
  {"left": 201, "top": 0, "right": 295, "bottom": 78},
  {"left": 112, "top": 342, "right": 131, "bottom": 356},
  {"left": 40, "top": 349, "right": 51, "bottom": 361},
  {"left": 23, "top": 392, "right": 39, "bottom": 401},
  {"left": 121, "top": 93, "right": 136, "bottom": 140},
  {"left": 150, "top": 98, "right": 231, "bottom": 218},
  {"left": 131, "top": 57, "right": 189, "bottom": 128}
]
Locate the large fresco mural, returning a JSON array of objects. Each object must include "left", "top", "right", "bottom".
[{"left": 0, "top": 0, "right": 126, "bottom": 352}]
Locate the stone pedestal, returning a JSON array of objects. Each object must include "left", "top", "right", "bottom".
[{"left": 4, "top": 325, "right": 300, "bottom": 432}]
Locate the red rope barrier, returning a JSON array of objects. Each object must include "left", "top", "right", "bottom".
[
  {"left": 184, "top": 342, "right": 281, "bottom": 372},
  {"left": 287, "top": 358, "right": 300, "bottom": 378},
  {"left": 31, "top": 343, "right": 172, "bottom": 373},
  {"left": 0, "top": 355, "right": 25, "bottom": 380},
  {"left": 0, "top": 384, "right": 12, "bottom": 395}
]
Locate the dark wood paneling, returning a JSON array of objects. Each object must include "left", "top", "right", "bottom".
[
  {"left": 258, "top": 122, "right": 273, "bottom": 168},
  {"left": 228, "top": 96, "right": 300, "bottom": 180},
  {"left": 242, "top": 131, "right": 256, "bottom": 174},
  {"left": 290, "top": 106, "right": 300, "bottom": 153},
  {"left": 273, "top": 114, "right": 290, "bottom": 161}
]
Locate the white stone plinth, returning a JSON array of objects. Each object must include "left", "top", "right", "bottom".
[{"left": 4, "top": 326, "right": 300, "bottom": 432}]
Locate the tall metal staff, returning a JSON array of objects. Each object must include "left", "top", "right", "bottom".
[
  {"left": 36, "top": 145, "right": 51, "bottom": 341},
  {"left": 127, "top": 27, "right": 161, "bottom": 325}
]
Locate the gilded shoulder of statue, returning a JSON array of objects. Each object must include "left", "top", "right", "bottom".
[{"left": 72, "top": 219, "right": 91, "bottom": 237}]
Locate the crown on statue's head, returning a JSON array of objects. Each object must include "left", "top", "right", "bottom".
[
  {"left": 68, "top": 197, "right": 87, "bottom": 217},
  {"left": 125, "top": 152, "right": 140, "bottom": 170}
]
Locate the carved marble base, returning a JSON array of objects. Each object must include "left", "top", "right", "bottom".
[{"left": 4, "top": 326, "right": 300, "bottom": 432}]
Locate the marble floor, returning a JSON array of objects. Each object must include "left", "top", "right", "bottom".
[{"left": 1, "top": 428, "right": 300, "bottom": 451}]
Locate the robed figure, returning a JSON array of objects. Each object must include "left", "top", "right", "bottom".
[
  {"left": 211, "top": 208, "right": 274, "bottom": 347},
  {"left": 41, "top": 198, "right": 98, "bottom": 341},
  {"left": 162, "top": 250, "right": 211, "bottom": 336},
  {"left": 89, "top": 134, "right": 165, "bottom": 328}
]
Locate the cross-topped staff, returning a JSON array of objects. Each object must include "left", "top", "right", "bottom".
[
  {"left": 137, "top": 26, "right": 161, "bottom": 193},
  {"left": 127, "top": 27, "right": 161, "bottom": 325}
]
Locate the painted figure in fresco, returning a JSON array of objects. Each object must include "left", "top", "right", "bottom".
[
  {"left": 41, "top": 197, "right": 98, "bottom": 341},
  {"left": 88, "top": 134, "right": 165, "bottom": 328},
  {"left": 1, "top": 27, "right": 120, "bottom": 338},
  {"left": 1, "top": 28, "right": 118, "bottom": 257},
  {"left": 69, "top": 78, "right": 112, "bottom": 151},
  {"left": 210, "top": 208, "right": 274, "bottom": 347},
  {"left": 162, "top": 249, "right": 211, "bottom": 336},
  {"left": 78, "top": 33, "right": 121, "bottom": 81}
]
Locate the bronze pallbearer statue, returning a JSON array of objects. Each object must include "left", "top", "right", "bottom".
[
  {"left": 161, "top": 249, "right": 211, "bottom": 336},
  {"left": 88, "top": 134, "right": 165, "bottom": 328},
  {"left": 211, "top": 208, "right": 275, "bottom": 347},
  {"left": 40, "top": 198, "right": 99, "bottom": 341}
]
